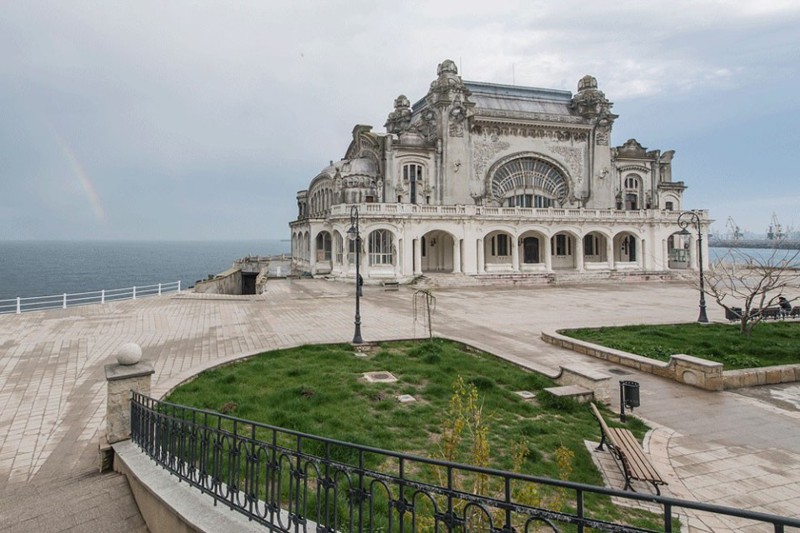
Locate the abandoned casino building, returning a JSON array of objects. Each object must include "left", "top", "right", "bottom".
[{"left": 289, "top": 60, "right": 707, "bottom": 284}]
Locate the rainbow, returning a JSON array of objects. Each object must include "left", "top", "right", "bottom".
[{"left": 53, "top": 131, "right": 106, "bottom": 223}]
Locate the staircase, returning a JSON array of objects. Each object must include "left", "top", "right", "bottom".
[{"left": 411, "top": 270, "right": 679, "bottom": 289}]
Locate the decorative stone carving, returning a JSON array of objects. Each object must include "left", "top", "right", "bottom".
[
  {"left": 549, "top": 145, "right": 584, "bottom": 178},
  {"left": 428, "top": 59, "right": 471, "bottom": 107},
  {"left": 569, "top": 75, "right": 618, "bottom": 126},
  {"left": 385, "top": 94, "right": 412, "bottom": 134},
  {"left": 471, "top": 122, "right": 589, "bottom": 142},
  {"left": 448, "top": 104, "right": 467, "bottom": 137},
  {"left": 595, "top": 126, "right": 610, "bottom": 146},
  {"left": 472, "top": 133, "right": 510, "bottom": 179},
  {"left": 410, "top": 108, "right": 438, "bottom": 142}
]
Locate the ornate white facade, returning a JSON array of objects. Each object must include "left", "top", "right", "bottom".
[{"left": 290, "top": 60, "right": 708, "bottom": 283}]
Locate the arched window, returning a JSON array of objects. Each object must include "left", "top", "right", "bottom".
[
  {"left": 315, "top": 232, "right": 331, "bottom": 261},
  {"left": 624, "top": 175, "right": 640, "bottom": 210},
  {"left": 403, "top": 164, "right": 423, "bottom": 204},
  {"left": 490, "top": 157, "right": 568, "bottom": 207},
  {"left": 334, "top": 232, "right": 343, "bottom": 264},
  {"left": 369, "top": 229, "right": 394, "bottom": 265},
  {"left": 552, "top": 234, "right": 573, "bottom": 256}
]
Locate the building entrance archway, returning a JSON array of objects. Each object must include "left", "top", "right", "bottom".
[{"left": 421, "top": 230, "right": 455, "bottom": 273}]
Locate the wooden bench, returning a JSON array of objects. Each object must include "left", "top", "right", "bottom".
[{"left": 589, "top": 402, "right": 666, "bottom": 495}]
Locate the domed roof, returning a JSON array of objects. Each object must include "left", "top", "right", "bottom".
[{"left": 340, "top": 157, "right": 378, "bottom": 176}]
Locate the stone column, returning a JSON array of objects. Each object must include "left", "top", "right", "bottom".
[
  {"left": 453, "top": 238, "right": 462, "bottom": 273},
  {"left": 511, "top": 237, "right": 520, "bottom": 272},
  {"left": 477, "top": 238, "right": 485, "bottom": 274},
  {"left": 105, "top": 343, "right": 154, "bottom": 444},
  {"left": 641, "top": 238, "right": 648, "bottom": 270},
  {"left": 413, "top": 238, "right": 422, "bottom": 275},
  {"left": 689, "top": 236, "right": 698, "bottom": 270},
  {"left": 575, "top": 236, "right": 584, "bottom": 271},
  {"left": 544, "top": 236, "right": 553, "bottom": 272},
  {"left": 308, "top": 235, "right": 317, "bottom": 275},
  {"left": 607, "top": 236, "right": 615, "bottom": 270}
]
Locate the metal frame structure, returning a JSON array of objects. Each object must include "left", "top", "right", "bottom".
[{"left": 131, "top": 393, "right": 800, "bottom": 532}]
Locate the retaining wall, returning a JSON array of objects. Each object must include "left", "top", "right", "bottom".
[
  {"left": 543, "top": 330, "right": 800, "bottom": 391},
  {"left": 542, "top": 331, "right": 724, "bottom": 391}
]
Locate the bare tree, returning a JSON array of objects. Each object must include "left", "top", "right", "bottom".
[
  {"left": 413, "top": 289, "right": 437, "bottom": 341},
  {"left": 704, "top": 241, "right": 800, "bottom": 336}
]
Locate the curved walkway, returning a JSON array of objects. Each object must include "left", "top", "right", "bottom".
[{"left": 1, "top": 280, "right": 799, "bottom": 531}]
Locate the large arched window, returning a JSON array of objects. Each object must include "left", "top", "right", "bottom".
[
  {"left": 490, "top": 157, "right": 568, "bottom": 207},
  {"left": 369, "top": 229, "right": 394, "bottom": 265}
]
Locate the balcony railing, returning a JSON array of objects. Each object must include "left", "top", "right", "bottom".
[
  {"left": 0, "top": 281, "right": 181, "bottom": 315},
  {"left": 322, "top": 203, "right": 705, "bottom": 222},
  {"left": 131, "top": 393, "right": 799, "bottom": 532}
]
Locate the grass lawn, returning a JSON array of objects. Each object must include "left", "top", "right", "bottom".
[
  {"left": 165, "top": 339, "right": 665, "bottom": 530},
  {"left": 561, "top": 321, "right": 800, "bottom": 370}
]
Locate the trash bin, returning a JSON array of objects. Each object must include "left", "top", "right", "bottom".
[{"left": 620, "top": 380, "right": 640, "bottom": 409}]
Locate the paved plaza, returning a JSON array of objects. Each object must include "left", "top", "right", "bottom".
[{"left": 1, "top": 279, "right": 799, "bottom": 531}]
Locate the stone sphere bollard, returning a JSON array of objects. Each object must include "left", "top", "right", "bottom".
[
  {"left": 116, "top": 342, "right": 143, "bottom": 366},
  {"left": 105, "top": 342, "right": 153, "bottom": 446}
]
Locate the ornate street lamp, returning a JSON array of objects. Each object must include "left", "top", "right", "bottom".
[
  {"left": 347, "top": 206, "right": 363, "bottom": 344},
  {"left": 678, "top": 210, "right": 709, "bottom": 323}
]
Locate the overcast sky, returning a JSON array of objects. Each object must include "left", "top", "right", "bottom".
[{"left": 2, "top": 0, "right": 798, "bottom": 241}]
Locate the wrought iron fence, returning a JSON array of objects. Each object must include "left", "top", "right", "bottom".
[
  {"left": 0, "top": 281, "right": 180, "bottom": 314},
  {"left": 131, "top": 393, "right": 800, "bottom": 532}
]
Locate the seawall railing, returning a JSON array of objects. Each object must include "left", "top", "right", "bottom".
[
  {"left": 0, "top": 281, "right": 181, "bottom": 315},
  {"left": 131, "top": 393, "right": 800, "bottom": 532}
]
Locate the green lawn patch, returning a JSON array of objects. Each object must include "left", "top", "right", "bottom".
[
  {"left": 561, "top": 322, "right": 800, "bottom": 370},
  {"left": 165, "top": 339, "right": 665, "bottom": 530}
]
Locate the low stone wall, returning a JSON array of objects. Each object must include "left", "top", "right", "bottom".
[
  {"left": 723, "top": 365, "right": 800, "bottom": 390},
  {"left": 542, "top": 331, "right": 724, "bottom": 391},
  {"left": 544, "top": 330, "right": 800, "bottom": 391},
  {"left": 193, "top": 268, "right": 241, "bottom": 295},
  {"left": 114, "top": 440, "right": 266, "bottom": 533}
]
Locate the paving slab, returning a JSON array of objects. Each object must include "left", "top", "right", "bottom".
[{"left": 0, "top": 279, "right": 799, "bottom": 531}]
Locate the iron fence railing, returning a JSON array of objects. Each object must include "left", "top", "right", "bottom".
[
  {"left": 0, "top": 281, "right": 181, "bottom": 314},
  {"left": 130, "top": 393, "right": 800, "bottom": 532}
]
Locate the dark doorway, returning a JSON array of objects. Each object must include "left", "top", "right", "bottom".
[
  {"left": 523, "top": 237, "right": 540, "bottom": 263},
  {"left": 242, "top": 273, "right": 258, "bottom": 295}
]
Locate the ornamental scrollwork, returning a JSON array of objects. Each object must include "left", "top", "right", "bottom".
[{"left": 472, "top": 133, "right": 510, "bottom": 180}]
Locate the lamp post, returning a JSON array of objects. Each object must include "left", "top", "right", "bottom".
[
  {"left": 347, "top": 205, "right": 363, "bottom": 344},
  {"left": 678, "top": 210, "right": 709, "bottom": 323}
]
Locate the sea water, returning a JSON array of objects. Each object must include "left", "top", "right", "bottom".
[{"left": 0, "top": 240, "right": 290, "bottom": 301}]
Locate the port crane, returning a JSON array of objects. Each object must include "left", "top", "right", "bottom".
[
  {"left": 726, "top": 216, "right": 743, "bottom": 240},
  {"left": 767, "top": 212, "right": 784, "bottom": 240}
]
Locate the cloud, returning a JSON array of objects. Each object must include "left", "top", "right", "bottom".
[{"left": 0, "top": 1, "right": 798, "bottom": 240}]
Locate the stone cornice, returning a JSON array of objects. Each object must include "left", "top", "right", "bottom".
[
  {"left": 470, "top": 120, "right": 592, "bottom": 142},
  {"left": 472, "top": 109, "right": 591, "bottom": 126}
]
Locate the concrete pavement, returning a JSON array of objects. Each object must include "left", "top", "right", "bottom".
[{"left": 1, "top": 279, "right": 799, "bottom": 531}]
